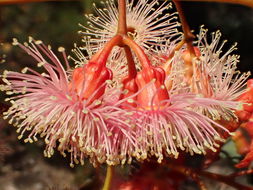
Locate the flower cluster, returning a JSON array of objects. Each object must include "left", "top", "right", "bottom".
[{"left": 1, "top": 0, "right": 250, "bottom": 168}]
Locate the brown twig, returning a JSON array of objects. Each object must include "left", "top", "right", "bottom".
[
  {"left": 229, "top": 169, "right": 253, "bottom": 178},
  {"left": 167, "top": 163, "right": 253, "bottom": 190},
  {"left": 199, "top": 170, "right": 253, "bottom": 190},
  {"left": 178, "top": 0, "right": 253, "bottom": 8},
  {"left": 172, "top": 0, "right": 196, "bottom": 57},
  {"left": 117, "top": 0, "right": 127, "bottom": 35}
]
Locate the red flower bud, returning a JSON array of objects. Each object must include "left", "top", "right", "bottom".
[
  {"left": 69, "top": 62, "right": 112, "bottom": 103},
  {"left": 135, "top": 66, "right": 169, "bottom": 109},
  {"left": 120, "top": 76, "right": 138, "bottom": 107},
  {"left": 182, "top": 47, "right": 201, "bottom": 66}
]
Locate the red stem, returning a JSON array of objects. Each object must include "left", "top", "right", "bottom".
[
  {"left": 124, "top": 46, "right": 137, "bottom": 78},
  {"left": 123, "top": 36, "right": 151, "bottom": 69},
  {"left": 117, "top": 0, "right": 127, "bottom": 35},
  {"left": 173, "top": 0, "right": 196, "bottom": 57},
  {"left": 117, "top": 0, "right": 137, "bottom": 78},
  {"left": 229, "top": 169, "right": 253, "bottom": 178},
  {"left": 90, "top": 35, "right": 122, "bottom": 66}
]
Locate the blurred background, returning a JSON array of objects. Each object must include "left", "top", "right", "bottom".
[{"left": 0, "top": 0, "right": 252, "bottom": 190}]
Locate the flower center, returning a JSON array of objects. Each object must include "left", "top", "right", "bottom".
[{"left": 127, "top": 27, "right": 137, "bottom": 40}]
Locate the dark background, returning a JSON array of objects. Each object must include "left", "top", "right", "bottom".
[{"left": 182, "top": 1, "right": 253, "bottom": 73}]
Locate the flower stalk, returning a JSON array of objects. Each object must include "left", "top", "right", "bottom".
[
  {"left": 102, "top": 166, "right": 114, "bottom": 190},
  {"left": 124, "top": 46, "right": 137, "bottom": 78},
  {"left": 228, "top": 169, "right": 253, "bottom": 178},
  {"left": 117, "top": 0, "right": 137, "bottom": 78},
  {"left": 123, "top": 36, "right": 151, "bottom": 68},
  {"left": 172, "top": 0, "right": 196, "bottom": 57},
  {"left": 117, "top": 0, "right": 127, "bottom": 35},
  {"left": 90, "top": 35, "right": 122, "bottom": 65}
]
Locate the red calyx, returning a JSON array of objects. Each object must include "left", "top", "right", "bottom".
[
  {"left": 69, "top": 62, "right": 112, "bottom": 103},
  {"left": 135, "top": 66, "right": 169, "bottom": 109},
  {"left": 120, "top": 76, "right": 138, "bottom": 107}
]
